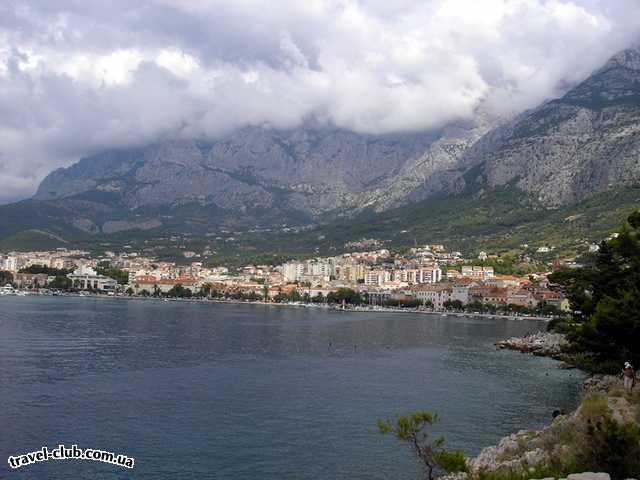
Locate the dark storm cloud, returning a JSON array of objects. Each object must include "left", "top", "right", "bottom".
[{"left": 0, "top": 0, "right": 639, "bottom": 203}]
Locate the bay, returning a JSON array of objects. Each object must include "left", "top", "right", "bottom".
[{"left": 0, "top": 297, "right": 584, "bottom": 479}]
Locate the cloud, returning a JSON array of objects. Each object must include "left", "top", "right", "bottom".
[{"left": 0, "top": 0, "right": 639, "bottom": 203}]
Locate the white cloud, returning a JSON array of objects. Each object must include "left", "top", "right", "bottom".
[{"left": 0, "top": 0, "right": 639, "bottom": 202}]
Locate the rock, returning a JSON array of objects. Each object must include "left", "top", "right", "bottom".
[
  {"left": 582, "top": 375, "right": 625, "bottom": 396},
  {"left": 495, "top": 332, "right": 566, "bottom": 357},
  {"left": 566, "top": 473, "right": 610, "bottom": 480},
  {"left": 439, "top": 472, "right": 468, "bottom": 480},
  {"left": 522, "top": 448, "right": 548, "bottom": 467},
  {"left": 607, "top": 396, "right": 638, "bottom": 425},
  {"left": 471, "top": 46, "right": 640, "bottom": 208}
]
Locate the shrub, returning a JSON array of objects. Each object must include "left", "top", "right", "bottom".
[
  {"left": 433, "top": 450, "right": 468, "bottom": 473},
  {"left": 578, "top": 416, "right": 640, "bottom": 479},
  {"left": 579, "top": 394, "right": 609, "bottom": 423}
]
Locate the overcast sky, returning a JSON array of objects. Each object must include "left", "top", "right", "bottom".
[{"left": 0, "top": 0, "right": 639, "bottom": 203}]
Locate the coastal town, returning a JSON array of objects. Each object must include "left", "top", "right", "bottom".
[{"left": 0, "top": 244, "right": 571, "bottom": 315}]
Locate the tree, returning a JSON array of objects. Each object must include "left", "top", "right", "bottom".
[
  {"left": 96, "top": 261, "right": 129, "bottom": 285},
  {"left": 0, "top": 270, "right": 14, "bottom": 285},
  {"left": 19, "top": 264, "right": 71, "bottom": 276},
  {"left": 549, "top": 210, "right": 640, "bottom": 371},
  {"left": 166, "top": 284, "right": 192, "bottom": 298},
  {"left": 326, "top": 288, "right": 362, "bottom": 305},
  {"left": 125, "top": 287, "right": 134, "bottom": 296},
  {"left": 443, "top": 299, "right": 464, "bottom": 311},
  {"left": 377, "top": 412, "right": 467, "bottom": 480},
  {"left": 465, "top": 300, "right": 485, "bottom": 313},
  {"left": 200, "top": 283, "right": 213, "bottom": 298},
  {"left": 49, "top": 275, "right": 71, "bottom": 290}
]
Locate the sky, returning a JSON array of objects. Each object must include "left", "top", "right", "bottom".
[{"left": 0, "top": 0, "right": 639, "bottom": 204}]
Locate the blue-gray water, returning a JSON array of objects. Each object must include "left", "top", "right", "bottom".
[{"left": 0, "top": 297, "right": 584, "bottom": 479}]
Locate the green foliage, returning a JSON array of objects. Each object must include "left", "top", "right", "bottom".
[
  {"left": 377, "top": 411, "right": 466, "bottom": 480},
  {"left": 556, "top": 352, "right": 622, "bottom": 375},
  {"left": 432, "top": 450, "right": 468, "bottom": 473},
  {"left": 165, "top": 284, "right": 192, "bottom": 298},
  {"left": 0, "top": 270, "right": 14, "bottom": 285},
  {"left": 326, "top": 288, "right": 363, "bottom": 305},
  {"left": 19, "top": 264, "right": 71, "bottom": 276},
  {"left": 274, "top": 289, "right": 302, "bottom": 303},
  {"left": 96, "top": 261, "right": 129, "bottom": 285},
  {"left": 473, "top": 461, "right": 584, "bottom": 480},
  {"left": 48, "top": 275, "right": 72, "bottom": 290},
  {"left": 549, "top": 210, "right": 640, "bottom": 371},
  {"left": 579, "top": 394, "right": 609, "bottom": 423},
  {"left": 443, "top": 299, "right": 464, "bottom": 311},
  {"left": 578, "top": 415, "right": 640, "bottom": 479},
  {"left": 383, "top": 298, "right": 421, "bottom": 309},
  {"left": 469, "top": 256, "right": 541, "bottom": 276}
]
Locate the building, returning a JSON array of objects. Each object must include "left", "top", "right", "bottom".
[
  {"left": 461, "top": 266, "right": 494, "bottom": 280},
  {"left": 282, "top": 262, "right": 305, "bottom": 282},
  {"left": 130, "top": 275, "right": 160, "bottom": 294},
  {"left": 339, "top": 263, "right": 366, "bottom": 283},
  {"left": 67, "top": 266, "right": 118, "bottom": 291},
  {"left": 417, "top": 265, "right": 442, "bottom": 283},
  {"left": 411, "top": 283, "right": 452, "bottom": 310},
  {"left": 364, "top": 269, "right": 391, "bottom": 286},
  {"left": 13, "top": 273, "right": 49, "bottom": 288},
  {"left": 536, "top": 290, "right": 570, "bottom": 311},
  {"left": 451, "top": 284, "right": 471, "bottom": 305},
  {"left": 482, "top": 287, "right": 508, "bottom": 307},
  {"left": 156, "top": 277, "right": 199, "bottom": 294},
  {"left": 506, "top": 288, "right": 538, "bottom": 308}
]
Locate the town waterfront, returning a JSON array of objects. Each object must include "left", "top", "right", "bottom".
[{"left": 0, "top": 296, "right": 584, "bottom": 480}]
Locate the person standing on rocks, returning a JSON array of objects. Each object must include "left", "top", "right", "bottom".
[{"left": 622, "top": 361, "right": 636, "bottom": 393}]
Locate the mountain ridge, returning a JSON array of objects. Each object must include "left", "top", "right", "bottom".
[{"left": 2, "top": 45, "right": 640, "bottom": 255}]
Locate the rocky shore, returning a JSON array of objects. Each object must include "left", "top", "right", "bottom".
[
  {"left": 495, "top": 331, "right": 566, "bottom": 358},
  {"left": 442, "top": 375, "right": 640, "bottom": 480}
]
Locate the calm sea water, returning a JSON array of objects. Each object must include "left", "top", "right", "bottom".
[{"left": 0, "top": 297, "right": 584, "bottom": 480}]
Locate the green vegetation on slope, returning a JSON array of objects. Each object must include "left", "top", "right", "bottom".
[
  {"left": 0, "top": 185, "right": 638, "bottom": 266},
  {"left": 548, "top": 210, "right": 640, "bottom": 373}
]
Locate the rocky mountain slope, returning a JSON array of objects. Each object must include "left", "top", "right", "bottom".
[
  {"left": 32, "top": 111, "right": 500, "bottom": 230},
  {"left": 462, "top": 47, "right": 640, "bottom": 207}
]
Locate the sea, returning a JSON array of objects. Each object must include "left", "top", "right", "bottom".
[{"left": 0, "top": 296, "right": 585, "bottom": 479}]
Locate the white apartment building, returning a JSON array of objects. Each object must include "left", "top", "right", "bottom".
[
  {"left": 364, "top": 269, "right": 391, "bottom": 286},
  {"left": 67, "top": 266, "right": 118, "bottom": 291},
  {"left": 393, "top": 265, "right": 441, "bottom": 284},
  {"left": 451, "top": 284, "right": 471, "bottom": 304},
  {"left": 282, "top": 262, "right": 305, "bottom": 282},
  {"left": 412, "top": 284, "right": 452, "bottom": 310},
  {"left": 417, "top": 265, "right": 442, "bottom": 283},
  {"left": 308, "top": 261, "right": 333, "bottom": 277},
  {"left": 461, "top": 266, "right": 494, "bottom": 280}
]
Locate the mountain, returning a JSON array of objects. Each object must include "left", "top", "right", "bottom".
[
  {"left": 1, "top": 46, "right": 639, "bottom": 255},
  {"left": 20, "top": 112, "right": 500, "bottom": 237},
  {"left": 460, "top": 46, "right": 640, "bottom": 207}
]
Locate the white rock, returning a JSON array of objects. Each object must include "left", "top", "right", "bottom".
[{"left": 567, "top": 473, "right": 610, "bottom": 480}]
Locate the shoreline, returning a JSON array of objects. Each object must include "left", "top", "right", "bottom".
[
  {"left": 1, "top": 291, "right": 554, "bottom": 322},
  {"left": 495, "top": 331, "right": 567, "bottom": 359},
  {"left": 6, "top": 290, "right": 610, "bottom": 479},
  {"left": 444, "top": 373, "right": 639, "bottom": 480}
]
